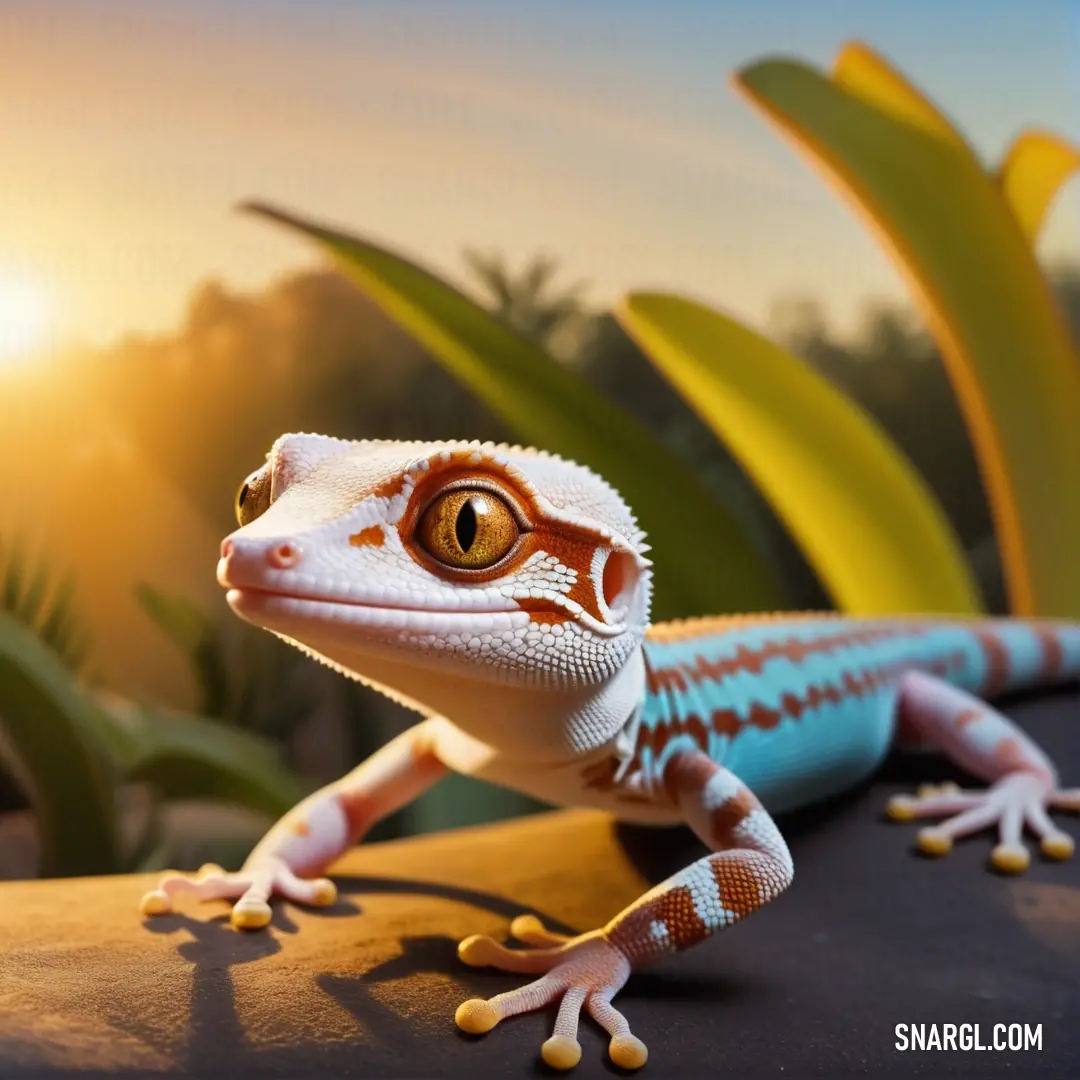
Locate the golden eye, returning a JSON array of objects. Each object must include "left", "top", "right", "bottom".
[
  {"left": 418, "top": 488, "right": 520, "bottom": 570},
  {"left": 236, "top": 467, "right": 271, "bottom": 526}
]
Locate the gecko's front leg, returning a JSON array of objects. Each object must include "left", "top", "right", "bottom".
[
  {"left": 139, "top": 720, "right": 447, "bottom": 929},
  {"left": 455, "top": 751, "right": 793, "bottom": 1071}
]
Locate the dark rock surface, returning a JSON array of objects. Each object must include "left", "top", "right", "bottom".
[{"left": 1, "top": 688, "right": 1078, "bottom": 1079}]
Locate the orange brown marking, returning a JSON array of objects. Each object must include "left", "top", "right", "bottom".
[
  {"left": 645, "top": 884, "right": 709, "bottom": 949},
  {"left": 640, "top": 655, "right": 915, "bottom": 764},
  {"left": 646, "top": 625, "right": 911, "bottom": 697},
  {"left": 975, "top": 629, "right": 1011, "bottom": 697},
  {"left": 992, "top": 735, "right": 1055, "bottom": 784},
  {"left": 1034, "top": 624, "right": 1064, "bottom": 681},
  {"left": 349, "top": 525, "right": 385, "bottom": 548},
  {"left": 290, "top": 820, "right": 311, "bottom": 837},
  {"left": 515, "top": 599, "right": 571, "bottom": 626},
  {"left": 578, "top": 756, "right": 656, "bottom": 805},
  {"left": 336, "top": 790, "right": 377, "bottom": 837},
  {"left": 370, "top": 475, "right": 406, "bottom": 501},
  {"left": 709, "top": 855, "right": 766, "bottom": 918},
  {"left": 709, "top": 788, "right": 757, "bottom": 844},
  {"left": 953, "top": 707, "right": 982, "bottom": 731},
  {"left": 637, "top": 710, "right": 713, "bottom": 761},
  {"left": 646, "top": 611, "right": 839, "bottom": 644},
  {"left": 662, "top": 752, "right": 717, "bottom": 804}
]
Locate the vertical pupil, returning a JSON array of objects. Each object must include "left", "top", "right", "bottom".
[{"left": 455, "top": 497, "right": 481, "bottom": 552}]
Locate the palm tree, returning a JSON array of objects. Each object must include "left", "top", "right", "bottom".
[{"left": 462, "top": 249, "right": 591, "bottom": 358}]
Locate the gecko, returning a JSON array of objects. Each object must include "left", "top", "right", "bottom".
[{"left": 139, "top": 434, "right": 1080, "bottom": 1071}]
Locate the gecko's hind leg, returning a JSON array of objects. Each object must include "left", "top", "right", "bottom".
[{"left": 886, "top": 671, "right": 1075, "bottom": 872}]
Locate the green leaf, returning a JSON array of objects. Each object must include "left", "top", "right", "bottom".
[
  {"left": 994, "top": 130, "right": 1080, "bottom": 243},
  {"left": 135, "top": 583, "right": 231, "bottom": 717},
  {"left": 735, "top": 45, "right": 1080, "bottom": 616},
  {"left": 241, "top": 200, "right": 786, "bottom": 619},
  {"left": 116, "top": 702, "right": 305, "bottom": 819},
  {"left": 0, "top": 541, "right": 90, "bottom": 674},
  {"left": 618, "top": 293, "right": 983, "bottom": 615},
  {"left": 0, "top": 612, "right": 120, "bottom": 876}
]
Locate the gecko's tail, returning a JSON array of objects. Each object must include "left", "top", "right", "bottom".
[{"left": 955, "top": 618, "right": 1080, "bottom": 697}]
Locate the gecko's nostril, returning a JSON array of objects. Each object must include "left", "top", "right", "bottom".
[
  {"left": 267, "top": 541, "right": 303, "bottom": 570},
  {"left": 220, "top": 539, "right": 234, "bottom": 559}
]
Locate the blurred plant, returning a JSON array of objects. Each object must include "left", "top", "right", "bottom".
[
  {"left": 1, "top": 538, "right": 91, "bottom": 674},
  {"left": 616, "top": 294, "right": 981, "bottom": 614},
  {"left": 0, "top": 543, "right": 305, "bottom": 878},
  {"left": 135, "top": 583, "right": 314, "bottom": 742},
  {"left": 462, "top": 248, "right": 591, "bottom": 358},
  {"left": 240, "top": 193, "right": 991, "bottom": 618},
  {"left": 734, "top": 42, "right": 1080, "bottom": 617},
  {"left": 241, "top": 42, "right": 1073, "bottom": 620}
]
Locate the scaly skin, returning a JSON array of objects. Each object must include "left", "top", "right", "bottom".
[{"left": 139, "top": 435, "right": 1080, "bottom": 1072}]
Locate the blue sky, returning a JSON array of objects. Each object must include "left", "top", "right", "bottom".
[{"left": 0, "top": 0, "right": 1076, "bottom": 348}]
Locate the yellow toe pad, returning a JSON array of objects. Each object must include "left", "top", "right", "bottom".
[
  {"left": 455, "top": 998, "right": 500, "bottom": 1034},
  {"left": 457, "top": 935, "right": 499, "bottom": 967},
  {"left": 139, "top": 890, "right": 172, "bottom": 917},
  {"left": 886, "top": 797, "right": 916, "bottom": 821},
  {"left": 510, "top": 914, "right": 544, "bottom": 938},
  {"left": 542, "top": 1035, "right": 582, "bottom": 1070},
  {"left": 231, "top": 899, "right": 272, "bottom": 930},
  {"left": 610, "top": 1034, "right": 649, "bottom": 1070},
  {"left": 311, "top": 879, "right": 338, "bottom": 906},
  {"left": 1041, "top": 834, "right": 1075, "bottom": 861},
  {"left": 991, "top": 844, "right": 1030, "bottom": 874},
  {"left": 917, "top": 828, "right": 953, "bottom": 856}
]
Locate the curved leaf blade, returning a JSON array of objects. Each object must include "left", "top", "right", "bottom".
[
  {"left": 995, "top": 130, "right": 1080, "bottom": 242},
  {"left": 0, "top": 613, "right": 120, "bottom": 876},
  {"left": 119, "top": 704, "right": 305, "bottom": 819},
  {"left": 831, "top": 41, "right": 971, "bottom": 153},
  {"left": 618, "top": 293, "right": 982, "bottom": 615},
  {"left": 734, "top": 48, "right": 1080, "bottom": 616},
  {"left": 241, "top": 200, "right": 787, "bottom": 618},
  {"left": 135, "top": 583, "right": 230, "bottom": 717}
]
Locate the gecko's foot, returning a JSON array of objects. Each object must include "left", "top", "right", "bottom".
[
  {"left": 138, "top": 857, "right": 338, "bottom": 930},
  {"left": 886, "top": 773, "right": 1078, "bottom": 873},
  {"left": 455, "top": 917, "right": 646, "bottom": 1071}
]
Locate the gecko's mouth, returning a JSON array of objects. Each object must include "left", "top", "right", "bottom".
[
  {"left": 226, "top": 584, "right": 519, "bottom": 616},
  {"left": 225, "top": 585, "right": 624, "bottom": 637},
  {"left": 225, "top": 586, "right": 530, "bottom": 638}
]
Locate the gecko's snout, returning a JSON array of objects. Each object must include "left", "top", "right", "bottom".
[{"left": 218, "top": 536, "right": 305, "bottom": 580}]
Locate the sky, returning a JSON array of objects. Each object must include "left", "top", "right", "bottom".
[{"left": 0, "top": 0, "right": 1077, "bottom": 352}]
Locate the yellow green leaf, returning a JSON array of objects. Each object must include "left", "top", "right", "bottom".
[
  {"left": 995, "top": 130, "right": 1080, "bottom": 242},
  {"left": 0, "top": 612, "right": 120, "bottom": 876},
  {"left": 830, "top": 41, "right": 971, "bottom": 154},
  {"left": 242, "top": 201, "right": 786, "bottom": 618},
  {"left": 734, "top": 46, "right": 1080, "bottom": 617},
  {"left": 618, "top": 293, "right": 982, "bottom": 615}
]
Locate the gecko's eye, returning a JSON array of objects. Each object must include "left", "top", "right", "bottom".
[
  {"left": 418, "top": 488, "right": 520, "bottom": 570},
  {"left": 235, "top": 467, "right": 272, "bottom": 526}
]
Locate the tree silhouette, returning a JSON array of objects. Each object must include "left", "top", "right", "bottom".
[{"left": 461, "top": 249, "right": 591, "bottom": 358}]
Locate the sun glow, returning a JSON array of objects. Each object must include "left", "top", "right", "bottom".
[{"left": 0, "top": 278, "right": 53, "bottom": 365}]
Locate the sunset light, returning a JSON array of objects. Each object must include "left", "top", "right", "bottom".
[{"left": 0, "top": 278, "right": 52, "bottom": 365}]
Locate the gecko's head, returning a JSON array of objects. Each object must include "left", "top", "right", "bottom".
[{"left": 218, "top": 434, "right": 653, "bottom": 690}]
